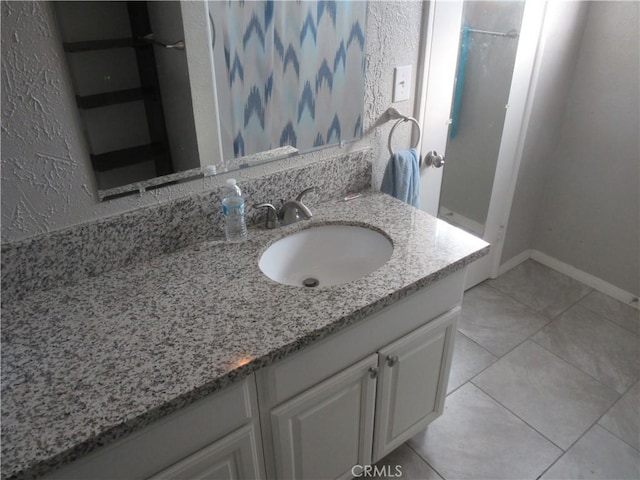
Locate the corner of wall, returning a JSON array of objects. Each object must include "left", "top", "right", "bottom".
[{"left": 499, "top": 0, "right": 589, "bottom": 267}]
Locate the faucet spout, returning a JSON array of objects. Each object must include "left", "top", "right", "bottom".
[{"left": 279, "top": 200, "right": 312, "bottom": 226}]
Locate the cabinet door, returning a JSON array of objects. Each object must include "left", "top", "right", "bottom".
[
  {"left": 270, "top": 354, "right": 378, "bottom": 480},
  {"left": 372, "top": 308, "right": 459, "bottom": 462},
  {"left": 149, "top": 423, "right": 264, "bottom": 480}
]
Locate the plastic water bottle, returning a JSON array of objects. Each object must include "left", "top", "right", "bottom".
[{"left": 221, "top": 179, "right": 247, "bottom": 243}]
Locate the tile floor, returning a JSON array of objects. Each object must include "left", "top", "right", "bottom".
[{"left": 375, "top": 260, "right": 640, "bottom": 480}]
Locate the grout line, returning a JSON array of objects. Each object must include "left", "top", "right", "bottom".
[
  {"left": 446, "top": 331, "right": 498, "bottom": 397},
  {"left": 596, "top": 423, "right": 640, "bottom": 454},
  {"left": 484, "top": 258, "right": 594, "bottom": 321},
  {"left": 453, "top": 329, "right": 500, "bottom": 360},
  {"left": 406, "top": 442, "right": 448, "bottom": 480},
  {"left": 577, "top": 298, "right": 640, "bottom": 336},
  {"left": 529, "top": 336, "right": 633, "bottom": 395},
  {"left": 594, "top": 378, "right": 640, "bottom": 452},
  {"left": 482, "top": 281, "right": 556, "bottom": 322},
  {"left": 535, "top": 392, "right": 640, "bottom": 479},
  {"left": 546, "top": 286, "right": 593, "bottom": 321},
  {"left": 469, "top": 379, "right": 567, "bottom": 452},
  {"left": 568, "top": 303, "right": 640, "bottom": 339},
  {"left": 455, "top": 302, "right": 553, "bottom": 363}
]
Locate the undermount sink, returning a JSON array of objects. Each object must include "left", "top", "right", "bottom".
[{"left": 258, "top": 224, "right": 394, "bottom": 287}]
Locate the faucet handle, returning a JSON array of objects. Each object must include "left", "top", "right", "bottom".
[
  {"left": 295, "top": 187, "right": 316, "bottom": 202},
  {"left": 252, "top": 203, "right": 279, "bottom": 229}
]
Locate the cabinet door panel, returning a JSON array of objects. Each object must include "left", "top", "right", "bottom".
[
  {"left": 149, "top": 423, "right": 264, "bottom": 480},
  {"left": 373, "top": 308, "right": 459, "bottom": 461},
  {"left": 271, "top": 354, "right": 378, "bottom": 480}
]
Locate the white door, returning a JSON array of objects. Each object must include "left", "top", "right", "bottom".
[
  {"left": 270, "top": 354, "right": 378, "bottom": 480},
  {"left": 416, "top": 1, "right": 464, "bottom": 218},
  {"left": 372, "top": 309, "right": 458, "bottom": 462},
  {"left": 417, "top": 0, "right": 546, "bottom": 287}
]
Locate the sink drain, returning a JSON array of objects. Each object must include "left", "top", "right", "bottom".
[{"left": 302, "top": 277, "right": 320, "bottom": 288}]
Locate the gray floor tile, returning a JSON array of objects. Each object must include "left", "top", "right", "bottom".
[
  {"left": 487, "top": 260, "right": 592, "bottom": 318},
  {"left": 373, "top": 444, "right": 442, "bottom": 480},
  {"left": 532, "top": 304, "right": 640, "bottom": 393},
  {"left": 473, "top": 341, "right": 619, "bottom": 449},
  {"left": 579, "top": 290, "right": 640, "bottom": 335},
  {"left": 447, "top": 332, "right": 498, "bottom": 394},
  {"left": 458, "top": 284, "right": 550, "bottom": 357},
  {"left": 408, "top": 383, "right": 561, "bottom": 480},
  {"left": 541, "top": 425, "right": 640, "bottom": 480},
  {"left": 599, "top": 381, "right": 640, "bottom": 450}
]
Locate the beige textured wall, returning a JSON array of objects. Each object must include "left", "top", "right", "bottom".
[
  {"left": 532, "top": 1, "right": 640, "bottom": 295},
  {"left": 501, "top": 1, "right": 589, "bottom": 264},
  {"left": 1, "top": 1, "right": 424, "bottom": 243}
]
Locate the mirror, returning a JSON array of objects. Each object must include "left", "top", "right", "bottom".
[{"left": 52, "top": 1, "right": 367, "bottom": 200}]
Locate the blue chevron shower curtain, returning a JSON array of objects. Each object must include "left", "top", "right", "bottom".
[{"left": 209, "top": 1, "right": 366, "bottom": 162}]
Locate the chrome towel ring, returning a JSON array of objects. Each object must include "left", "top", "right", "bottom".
[{"left": 386, "top": 107, "right": 422, "bottom": 157}]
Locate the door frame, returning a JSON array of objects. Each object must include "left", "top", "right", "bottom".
[{"left": 415, "top": 0, "right": 548, "bottom": 287}]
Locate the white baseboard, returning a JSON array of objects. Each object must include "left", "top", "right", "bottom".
[
  {"left": 497, "top": 249, "right": 532, "bottom": 276},
  {"left": 531, "top": 250, "right": 640, "bottom": 310},
  {"left": 496, "top": 249, "right": 639, "bottom": 310}
]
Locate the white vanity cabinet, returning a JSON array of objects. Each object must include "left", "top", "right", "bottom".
[
  {"left": 373, "top": 309, "right": 457, "bottom": 460},
  {"left": 149, "top": 423, "right": 264, "bottom": 480},
  {"left": 42, "top": 376, "right": 265, "bottom": 480},
  {"left": 257, "top": 270, "right": 463, "bottom": 479},
  {"left": 270, "top": 355, "right": 378, "bottom": 480}
]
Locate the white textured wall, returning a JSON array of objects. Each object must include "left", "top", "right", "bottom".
[
  {"left": 1, "top": 1, "right": 423, "bottom": 243},
  {"left": 532, "top": 1, "right": 640, "bottom": 295},
  {"left": 501, "top": 1, "right": 589, "bottom": 262}
]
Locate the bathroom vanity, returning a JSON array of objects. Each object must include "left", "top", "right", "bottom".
[{"left": 1, "top": 191, "right": 488, "bottom": 480}]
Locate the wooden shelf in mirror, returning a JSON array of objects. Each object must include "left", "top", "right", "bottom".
[
  {"left": 75, "top": 87, "right": 157, "bottom": 109},
  {"left": 90, "top": 143, "right": 167, "bottom": 172},
  {"left": 62, "top": 38, "right": 142, "bottom": 52}
]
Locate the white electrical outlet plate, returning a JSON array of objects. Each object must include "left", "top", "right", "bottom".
[{"left": 393, "top": 65, "right": 412, "bottom": 102}]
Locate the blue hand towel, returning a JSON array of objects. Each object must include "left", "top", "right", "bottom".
[{"left": 381, "top": 148, "right": 420, "bottom": 209}]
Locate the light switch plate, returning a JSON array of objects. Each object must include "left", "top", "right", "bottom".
[{"left": 393, "top": 65, "right": 412, "bottom": 102}]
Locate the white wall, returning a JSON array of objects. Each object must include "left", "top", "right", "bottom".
[
  {"left": 532, "top": 1, "right": 639, "bottom": 295},
  {"left": 1, "top": 1, "right": 423, "bottom": 244},
  {"left": 501, "top": 1, "right": 589, "bottom": 263}
]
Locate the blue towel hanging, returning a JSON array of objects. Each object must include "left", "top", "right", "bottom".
[
  {"left": 381, "top": 148, "right": 420, "bottom": 209},
  {"left": 450, "top": 26, "right": 470, "bottom": 139}
]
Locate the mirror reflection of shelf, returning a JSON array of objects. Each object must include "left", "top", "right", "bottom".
[
  {"left": 62, "top": 38, "right": 138, "bottom": 52},
  {"left": 54, "top": 1, "right": 174, "bottom": 190},
  {"left": 90, "top": 143, "right": 167, "bottom": 173},
  {"left": 75, "top": 86, "right": 157, "bottom": 109}
]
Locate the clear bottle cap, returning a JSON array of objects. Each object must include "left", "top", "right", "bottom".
[
  {"left": 226, "top": 178, "right": 237, "bottom": 186},
  {"left": 202, "top": 165, "right": 216, "bottom": 177}
]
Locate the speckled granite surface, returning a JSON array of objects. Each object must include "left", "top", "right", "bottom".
[
  {"left": 1, "top": 191, "right": 489, "bottom": 480},
  {"left": 1, "top": 151, "right": 371, "bottom": 304}
]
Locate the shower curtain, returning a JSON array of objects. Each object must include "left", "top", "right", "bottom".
[{"left": 209, "top": 1, "right": 367, "bottom": 162}]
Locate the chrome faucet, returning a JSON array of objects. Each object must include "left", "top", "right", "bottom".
[{"left": 253, "top": 187, "right": 315, "bottom": 229}]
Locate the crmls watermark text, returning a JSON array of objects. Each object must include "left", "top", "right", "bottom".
[{"left": 351, "top": 464, "right": 403, "bottom": 478}]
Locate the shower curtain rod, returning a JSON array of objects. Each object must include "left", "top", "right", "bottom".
[{"left": 466, "top": 27, "right": 519, "bottom": 38}]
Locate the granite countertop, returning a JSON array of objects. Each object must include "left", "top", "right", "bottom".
[{"left": 1, "top": 191, "right": 489, "bottom": 479}]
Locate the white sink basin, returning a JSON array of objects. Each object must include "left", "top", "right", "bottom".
[{"left": 259, "top": 224, "right": 394, "bottom": 287}]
